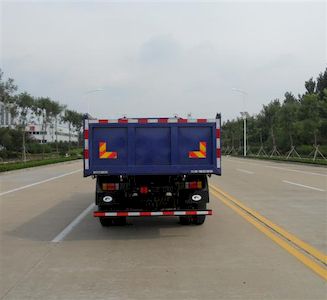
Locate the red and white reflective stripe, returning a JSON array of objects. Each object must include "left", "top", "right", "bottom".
[
  {"left": 94, "top": 210, "right": 212, "bottom": 217},
  {"left": 216, "top": 118, "right": 221, "bottom": 169},
  {"left": 84, "top": 119, "right": 89, "bottom": 169},
  {"left": 88, "top": 118, "right": 216, "bottom": 124}
]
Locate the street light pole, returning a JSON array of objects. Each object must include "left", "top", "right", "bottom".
[
  {"left": 232, "top": 88, "right": 248, "bottom": 157},
  {"left": 242, "top": 112, "right": 247, "bottom": 157}
]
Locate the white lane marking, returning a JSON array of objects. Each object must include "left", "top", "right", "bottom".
[
  {"left": 52, "top": 203, "right": 95, "bottom": 243},
  {"left": 282, "top": 180, "right": 325, "bottom": 192},
  {"left": 227, "top": 157, "right": 327, "bottom": 177},
  {"left": 236, "top": 168, "right": 254, "bottom": 174},
  {"left": 0, "top": 169, "right": 81, "bottom": 196},
  {"left": 267, "top": 166, "right": 327, "bottom": 177}
]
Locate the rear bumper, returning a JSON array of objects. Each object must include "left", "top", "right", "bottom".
[{"left": 94, "top": 210, "right": 212, "bottom": 217}]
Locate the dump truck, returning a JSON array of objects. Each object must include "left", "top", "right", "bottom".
[{"left": 83, "top": 115, "right": 221, "bottom": 226}]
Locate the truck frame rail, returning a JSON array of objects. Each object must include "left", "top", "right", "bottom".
[{"left": 94, "top": 209, "right": 213, "bottom": 217}]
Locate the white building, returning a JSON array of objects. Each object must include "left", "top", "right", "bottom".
[
  {"left": 0, "top": 102, "right": 80, "bottom": 143},
  {"left": 25, "top": 123, "right": 79, "bottom": 144},
  {"left": 0, "top": 102, "right": 15, "bottom": 128}
]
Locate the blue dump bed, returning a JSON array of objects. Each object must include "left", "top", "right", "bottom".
[{"left": 83, "top": 116, "right": 221, "bottom": 177}]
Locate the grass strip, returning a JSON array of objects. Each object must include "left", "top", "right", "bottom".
[{"left": 0, "top": 156, "right": 82, "bottom": 172}]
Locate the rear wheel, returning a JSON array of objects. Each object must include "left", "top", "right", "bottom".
[
  {"left": 191, "top": 215, "right": 206, "bottom": 225},
  {"left": 98, "top": 205, "right": 127, "bottom": 226},
  {"left": 192, "top": 202, "right": 206, "bottom": 225},
  {"left": 98, "top": 206, "right": 112, "bottom": 226}
]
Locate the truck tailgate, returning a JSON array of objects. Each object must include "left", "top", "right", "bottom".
[{"left": 84, "top": 117, "right": 221, "bottom": 176}]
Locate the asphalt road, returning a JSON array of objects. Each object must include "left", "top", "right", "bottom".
[{"left": 0, "top": 158, "right": 326, "bottom": 300}]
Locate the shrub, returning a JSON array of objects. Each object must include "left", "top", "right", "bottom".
[
  {"left": 26, "top": 143, "right": 52, "bottom": 154},
  {"left": 0, "top": 156, "right": 82, "bottom": 172}
]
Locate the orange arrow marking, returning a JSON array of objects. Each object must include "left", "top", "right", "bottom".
[
  {"left": 189, "top": 141, "right": 206, "bottom": 158},
  {"left": 99, "top": 141, "right": 117, "bottom": 159}
]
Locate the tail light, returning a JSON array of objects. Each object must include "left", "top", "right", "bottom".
[
  {"left": 185, "top": 181, "right": 202, "bottom": 189},
  {"left": 102, "top": 183, "right": 119, "bottom": 191},
  {"left": 140, "top": 186, "right": 148, "bottom": 194}
]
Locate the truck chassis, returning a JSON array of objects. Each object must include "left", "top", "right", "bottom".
[{"left": 93, "top": 174, "right": 211, "bottom": 226}]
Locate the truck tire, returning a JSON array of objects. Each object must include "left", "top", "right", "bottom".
[
  {"left": 98, "top": 205, "right": 112, "bottom": 227},
  {"left": 192, "top": 215, "right": 206, "bottom": 225},
  {"left": 191, "top": 202, "right": 207, "bottom": 225}
]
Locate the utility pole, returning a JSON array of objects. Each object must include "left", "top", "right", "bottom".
[
  {"left": 232, "top": 88, "right": 248, "bottom": 157},
  {"left": 240, "top": 111, "right": 247, "bottom": 156}
]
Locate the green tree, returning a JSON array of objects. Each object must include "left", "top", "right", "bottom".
[
  {"left": 221, "top": 68, "right": 327, "bottom": 159},
  {"left": 256, "top": 112, "right": 269, "bottom": 147},
  {"left": 34, "top": 97, "right": 54, "bottom": 158},
  {"left": 72, "top": 112, "right": 83, "bottom": 146},
  {"left": 16, "top": 92, "right": 35, "bottom": 161},
  {"left": 261, "top": 99, "right": 281, "bottom": 154},
  {"left": 246, "top": 115, "right": 260, "bottom": 153},
  {"left": 304, "top": 78, "right": 316, "bottom": 94},
  {"left": 62, "top": 109, "right": 77, "bottom": 151},
  {"left": 221, "top": 120, "right": 233, "bottom": 153},
  {"left": 0, "top": 127, "right": 29, "bottom": 156},
  {"left": 298, "top": 93, "right": 321, "bottom": 146},
  {"left": 316, "top": 68, "right": 327, "bottom": 99},
  {"left": 279, "top": 93, "right": 300, "bottom": 157},
  {"left": 319, "top": 89, "right": 327, "bottom": 143},
  {"left": 0, "top": 69, "right": 18, "bottom": 123},
  {"left": 280, "top": 93, "right": 299, "bottom": 146},
  {"left": 49, "top": 101, "right": 65, "bottom": 153}
]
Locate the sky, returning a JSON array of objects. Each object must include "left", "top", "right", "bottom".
[{"left": 1, "top": 0, "right": 326, "bottom": 120}]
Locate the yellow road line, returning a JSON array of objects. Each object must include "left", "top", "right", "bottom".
[
  {"left": 209, "top": 188, "right": 327, "bottom": 281},
  {"left": 210, "top": 184, "right": 327, "bottom": 265}
]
